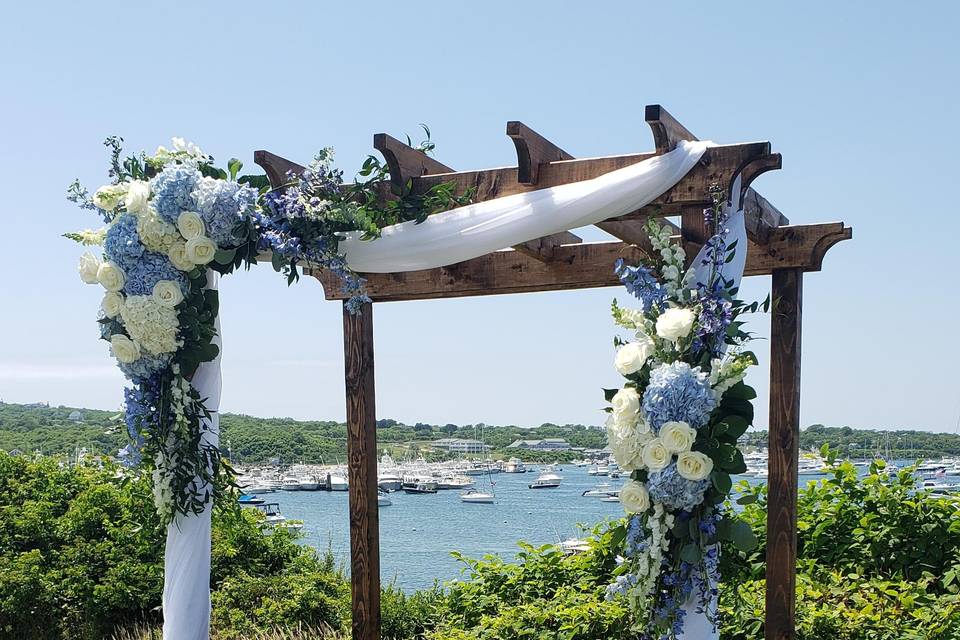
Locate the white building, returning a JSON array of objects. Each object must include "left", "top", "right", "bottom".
[
  {"left": 507, "top": 438, "right": 572, "bottom": 451},
  {"left": 431, "top": 438, "right": 491, "bottom": 453}
]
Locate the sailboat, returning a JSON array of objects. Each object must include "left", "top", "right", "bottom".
[{"left": 461, "top": 424, "right": 496, "bottom": 503}]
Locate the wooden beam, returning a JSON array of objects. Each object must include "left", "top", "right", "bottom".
[
  {"left": 310, "top": 223, "right": 851, "bottom": 302},
  {"left": 373, "top": 133, "right": 454, "bottom": 191},
  {"left": 254, "top": 150, "right": 306, "bottom": 189},
  {"left": 645, "top": 104, "right": 698, "bottom": 154},
  {"left": 766, "top": 268, "right": 803, "bottom": 640},
  {"left": 644, "top": 105, "right": 788, "bottom": 244},
  {"left": 511, "top": 232, "right": 583, "bottom": 262},
  {"left": 744, "top": 188, "right": 790, "bottom": 245},
  {"left": 506, "top": 121, "right": 574, "bottom": 185},
  {"left": 409, "top": 142, "right": 771, "bottom": 205},
  {"left": 342, "top": 301, "right": 380, "bottom": 640}
]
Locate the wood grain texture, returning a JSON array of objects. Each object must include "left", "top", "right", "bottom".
[
  {"left": 506, "top": 121, "right": 574, "bottom": 185},
  {"left": 680, "top": 203, "right": 711, "bottom": 268},
  {"left": 254, "top": 150, "right": 307, "bottom": 189},
  {"left": 373, "top": 133, "right": 454, "bottom": 191},
  {"left": 309, "top": 224, "right": 850, "bottom": 302},
  {"left": 744, "top": 188, "right": 790, "bottom": 245},
  {"left": 645, "top": 104, "right": 698, "bottom": 153},
  {"left": 342, "top": 302, "right": 380, "bottom": 640},
  {"left": 766, "top": 269, "right": 803, "bottom": 640}
]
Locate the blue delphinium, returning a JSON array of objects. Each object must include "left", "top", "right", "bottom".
[
  {"left": 642, "top": 361, "right": 716, "bottom": 432},
  {"left": 104, "top": 214, "right": 143, "bottom": 269},
  {"left": 122, "top": 251, "right": 188, "bottom": 297},
  {"left": 646, "top": 463, "right": 710, "bottom": 512},
  {"left": 119, "top": 377, "right": 161, "bottom": 466},
  {"left": 695, "top": 281, "right": 733, "bottom": 356},
  {"left": 615, "top": 258, "right": 666, "bottom": 311},
  {"left": 151, "top": 165, "right": 201, "bottom": 223},
  {"left": 194, "top": 178, "right": 257, "bottom": 245}
]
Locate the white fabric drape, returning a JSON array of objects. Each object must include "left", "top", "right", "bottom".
[
  {"left": 163, "top": 271, "right": 221, "bottom": 640},
  {"left": 679, "top": 175, "right": 746, "bottom": 640},
  {"left": 340, "top": 140, "right": 709, "bottom": 272}
]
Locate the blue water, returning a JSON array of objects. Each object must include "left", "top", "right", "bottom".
[
  {"left": 267, "top": 461, "right": 959, "bottom": 591},
  {"left": 270, "top": 466, "right": 621, "bottom": 591}
]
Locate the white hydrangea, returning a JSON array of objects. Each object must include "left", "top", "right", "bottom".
[
  {"left": 119, "top": 295, "right": 181, "bottom": 355},
  {"left": 137, "top": 211, "right": 179, "bottom": 253}
]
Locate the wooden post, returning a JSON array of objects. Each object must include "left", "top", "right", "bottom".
[
  {"left": 343, "top": 301, "right": 380, "bottom": 640},
  {"left": 765, "top": 268, "right": 802, "bottom": 640}
]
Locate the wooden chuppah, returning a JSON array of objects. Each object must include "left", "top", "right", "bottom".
[{"left": 256, "top": 105, "right": 852, "bottom": 640}]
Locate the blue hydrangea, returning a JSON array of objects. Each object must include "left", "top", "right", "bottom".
[
  {"left": 647, "top": 462, "right": 710, "bottom": 512},
  {"left": 122, "top": 251, "right": 188, "bottom": 297},
  {"left": 614, "top": 258, "right": 666, "bottom": 311},
  {"left": 642, "top": 361, "right": 716, "bottom": 431},
  {"left": 150, "top": 165, "right": 201, "bottom": 223},
  {"left": 104, "top": 214, "right": 143, "bottom": 269},
  {"left": 194, "top": 177, "right": 257, "bottom": 245},
  {"left": 119, "top": 353, "right": 171, "bottom": 384}
]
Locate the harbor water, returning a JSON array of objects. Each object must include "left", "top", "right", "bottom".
[{"left": 261, "top": 461, "right": 959, "bottom": 591}]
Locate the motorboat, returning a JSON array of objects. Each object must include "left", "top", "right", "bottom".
[
  {"left": 588, "top": 462, "right": 609, "bottom": 476},
  {"left": 252, "top": 502, "right": 303, "bottom": 531},
  {"left": 436, "top": 475, "right": 474, "bottom": 490},
  {"left": 402, "top": 482, "right": 438, "bottom": 494},
  {"left": 558, "top": 538, "right": 591, "bottom": 554},
  {"left": 238, "top": 493, "right": 264, "bottom": 505},
  {"left": 582, "top": 482, "right": 614, "bottom": 497},
  {"left": 917, "top": 463, "right": 949, "bottom": 479},
  {"left": 298, "top": 476, "right": 320, "bottom": 491},
  {"left": 529, "top": 470, "right": 562, "bottom": 489},
  {"left": 922, "top": 480, "right": 959, "bottom": 495},
  {"left": 328, "top": 473, "right": 349, "bottom": 491},
  {"left": 460, "top": 489, "right": 495, "bottom": 504},
  {"left": 281, "top": 477, "right": 301, "bottom": 491},
  {"left": 503, "top": 457, "right": 528, "bottom": 473},
  {"left": 378, "top": 491, "right": 392, "bottom": 507},
  {"left": 378, "top": 472, "right": 403, "bottom": 492}
]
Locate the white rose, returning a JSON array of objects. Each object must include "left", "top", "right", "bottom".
[
  {"left": 124, "top": 180, "right": 150, "bottom": 214},
  {"left": 177, "top": 211, "right": 205, "bottom": 240},
  {"left": 676, "top": 451, "right": 714, "bottom": 482},
  {"left": 614, "top": 334, "right": 655, "bottom": 376},
  {"left": 641, "top": 437, "right": 671, "bottom": 471},
  {"left": 97, "top": 261, "right": 125, "bottom": 292},
  {"left": 619, "top": 480, "right": 651, "bottom": 514},
  {"left": 101, "top": 291, "right": 123, "bottom": 318},
  {"left": 152, "top": 280, "right": 184, "bottom": 308},
  {"left": 655, "top": 307, "right": 696, "bottom": 342},
  {"left": 660, "top": 421, "right": 697, "bottom": 454},
  {"left": 168, "top": 241, "right": 195, "bottom": 271},
  {"left": 110, "top": 334, "right": 140, "bottom": 364},
  {"left": 78, "top": 252, "right": 102, "bottom": 284},
  {"left": 185, "top": 236, "right": 217, "bottom": 265},
  {"left": 92, "top": 183, "right": 128, "bottom": 211},
  {"left": 611, "top": 387, "right": 641, "bottom": 426}
]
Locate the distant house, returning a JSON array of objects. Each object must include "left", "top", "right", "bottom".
[
  {"left": 68, "top": 410, "right": 84, "bottom": 423},
  {"left": 431, "top": 438, "right": 491, "bottom": 453},
  {"left": 507, "top": 438, "right": 572, "bottom": 451}
]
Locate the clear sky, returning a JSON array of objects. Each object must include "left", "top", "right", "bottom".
[{"left": 1, "top": 1, "right": 958, "bottom": 433}]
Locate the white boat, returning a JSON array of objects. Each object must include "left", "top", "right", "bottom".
[
  {"left": 601, "top": 494, "right": 621, "bottom": 503},
  {"left": 460, "top": 489, "right": 495, "bottom": 503},
  {"left": 582, "top": 482, "right": 614, "bottom": 497},
  {"left": 378, "top": 472, "right": 403, "bottom": 492},
  {"left": 298, "top": 476, "right": 320, "bottom": 491},
  {"left": 608, "top": 461, "right": 621, "bottom": 478},
  {"left": 529, "top": 470, "right": 562, "bottom": 489},
  {"left": 504, "top": 457, "right": 528, "bottom": 473},
  {"left": 328, "top": 473, "right": 349, "bottom": 491},
  {"left": 559, "top": 538, "right": 591, "bottom": 554},
  {"left": 252, "top": 503, "right": 303, "bottom": 531},
  {"left": 917, "top": 463, "right": 948, "bottom": 479},
  {"left": 588, "top": 462, "right": 609, "bottom": 476},
  {"left": 281, "top": 477, "right": 302, "bottom": 491},
  {"left": 378, "top": 491, "right": 392, "bottom": 507},
  {"left": 436, "top": 475, "right": 473, "bottom": 490}
]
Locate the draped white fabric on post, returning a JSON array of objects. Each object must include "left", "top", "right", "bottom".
[
  {"left": 340, "top": 140, "right": 709, "bottom": 272},
  {"left": 163, "top": 272, "right": 221, "bottom": 640},
  {"left": 679, "top": 175, "right": 746, "bottom": 640}
]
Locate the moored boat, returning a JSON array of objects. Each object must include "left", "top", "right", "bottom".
[
  {"left": 460, "top": 489, "right": 495, "bottom": 503},
  {"left": 529, "top": 470, "right": 562, "bottom": 489}
]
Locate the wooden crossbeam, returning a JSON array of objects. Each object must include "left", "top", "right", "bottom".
[
  {"left": 310, "top": 223, "right": 851, "bottom": 302},
  {"left": 254, "top": 150, "right": 306, "bottom": 188},
  {"left": 504, "top": 121, "right": 581, "bottom": 261},
  {"left": 373, "top": 133, "right": 454, "bottom": 191},
  {"left": 644, "top": 105, "right": 787, "bottom": 245}
]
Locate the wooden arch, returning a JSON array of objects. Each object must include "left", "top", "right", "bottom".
[{"left": 255, "top": 105, "right": 852, "bottom": 640}]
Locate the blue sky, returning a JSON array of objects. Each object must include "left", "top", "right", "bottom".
[{"left": 1, "top": 1, "right": 958, "bottom": 433}]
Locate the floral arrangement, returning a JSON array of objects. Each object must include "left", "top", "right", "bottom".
[
  {"left": 68, "top": 133, "right": 470, "bottom": 523},
  {"left": 602, "top": 188, "right": 766, "bottom": 638}
]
